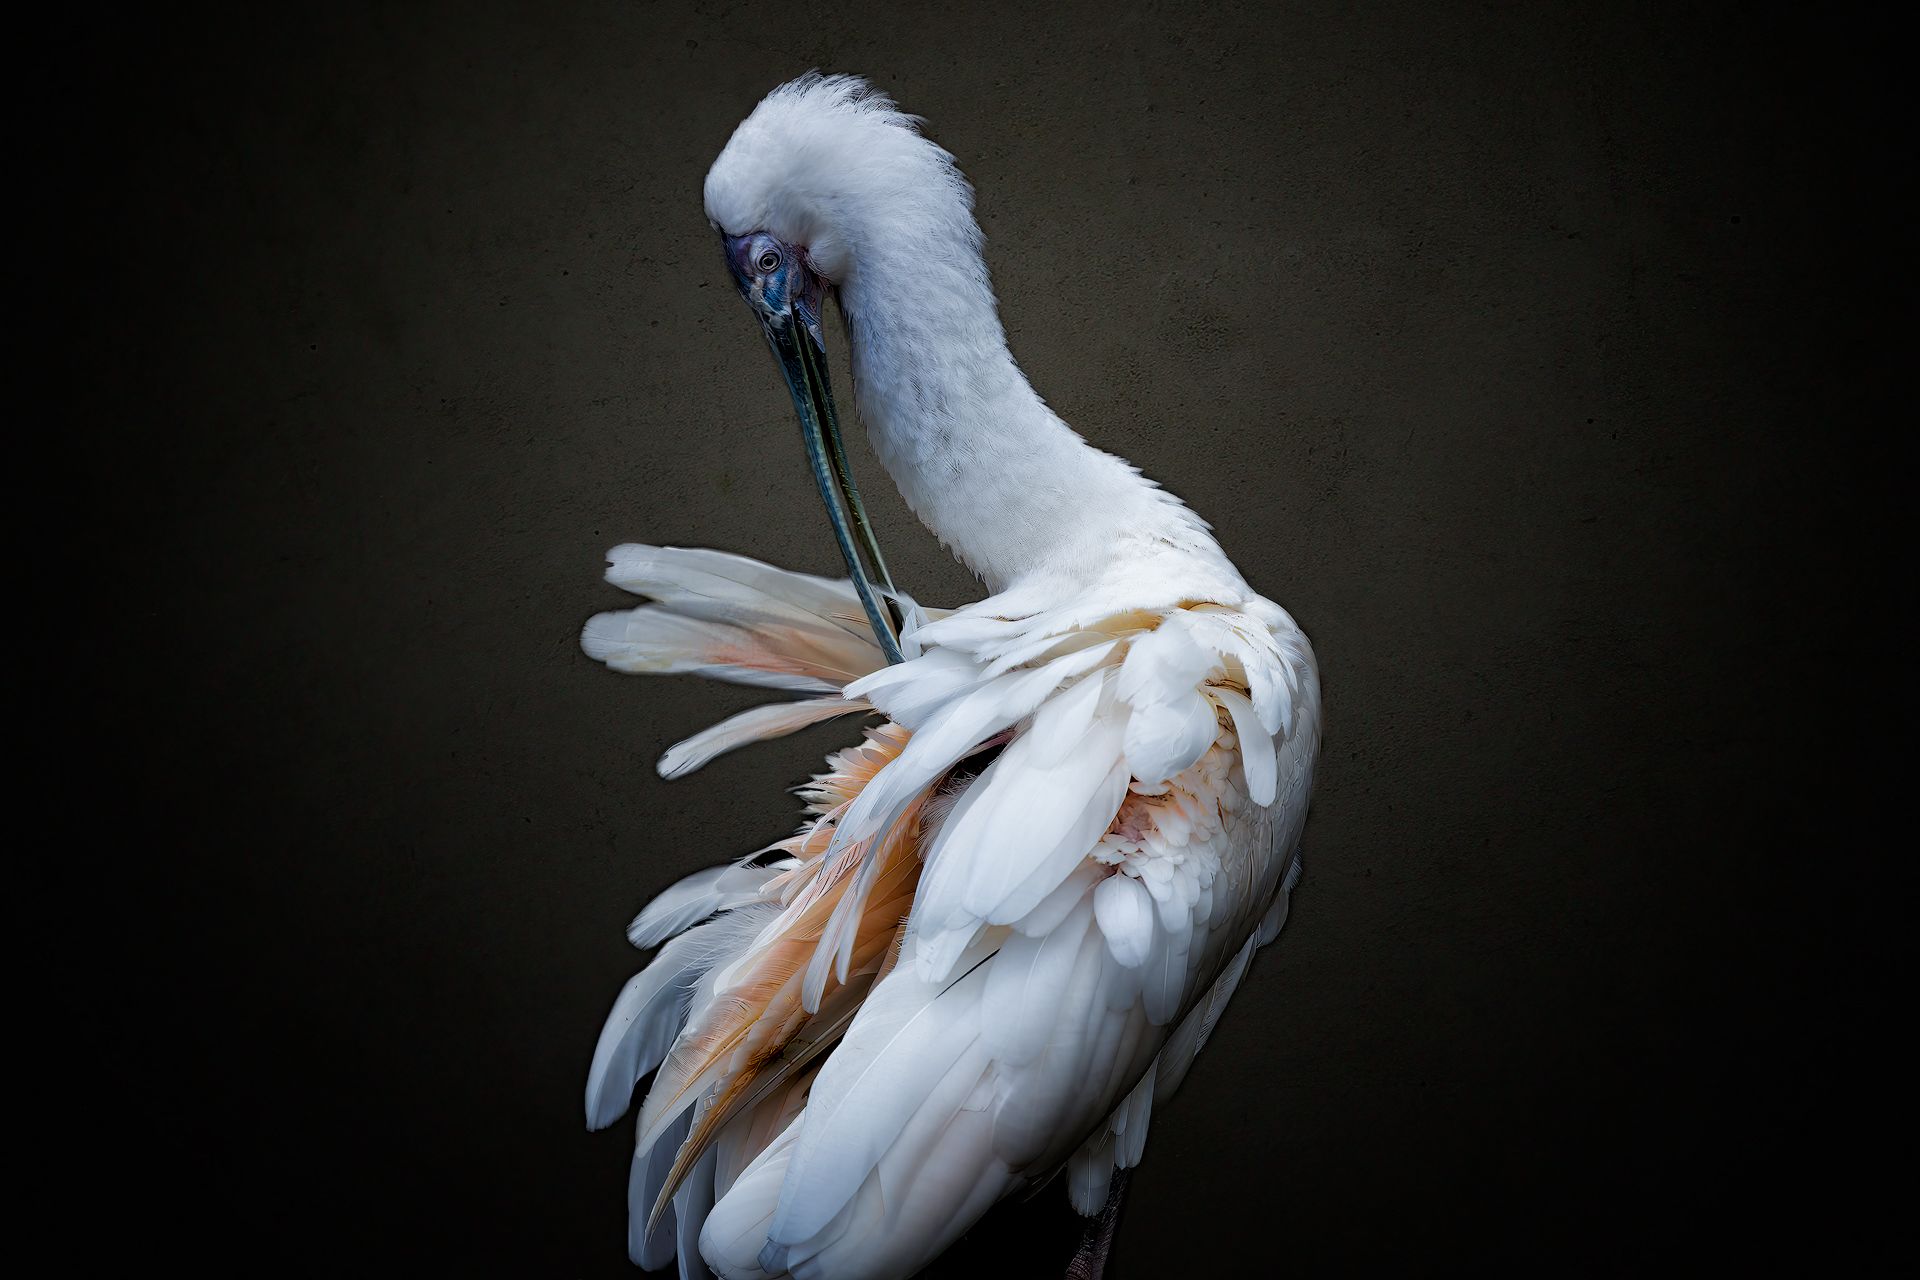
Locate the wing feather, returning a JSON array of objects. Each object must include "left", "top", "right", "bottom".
[
  {"left": 585, "top": 927, "right": 708, "bottom": 1131},
  {"left": 1092, "top": 874, "right": 1155, "bottom": 969},
  {"left": 981, "top": 894, "right": 1096, "bottom": 1066},
  {"left": 627, "top": 860, "right": 790, "bottom": 950},
  {"left": 1213, "top": 687, "right": 1277, "bottom": 806},
  {"left": 767, "top": 938, "right": 996, "bottom": 1249},
  {"left": 582, "top": 547, "right": 1324, "bottom": 1274},
  {"left": 657, "top": 698, "right": 869, "bottom": 780},
  {"left": 603, "top": 543, "right": 876, "bottom": 643}
]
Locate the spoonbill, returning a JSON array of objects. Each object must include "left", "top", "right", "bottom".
[{"left": 582, "top": 74, "right": 1321, "bottom": 1280}]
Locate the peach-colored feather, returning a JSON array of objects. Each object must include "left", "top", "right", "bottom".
[
  {"left": 763, "top": 724, "right": 914, "bottom": 909},
  {"left": 638, "top": 724, "right": 935, "bottom": 1224},
  {"left": 704, "top": 626, "right": 872, "bottom": 685}
]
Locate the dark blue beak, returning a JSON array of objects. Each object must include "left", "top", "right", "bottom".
[{"left": 722, "top": 233, "right": 904, "bottom": 664}]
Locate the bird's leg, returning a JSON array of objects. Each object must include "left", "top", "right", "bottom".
[{"left": 1065, "top": 1168, "right": 1131, "bottom": 1280}]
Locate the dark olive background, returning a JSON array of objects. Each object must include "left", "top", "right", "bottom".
[{"left": 52, "top": 0, "right": 1901, "bottom": 1273}]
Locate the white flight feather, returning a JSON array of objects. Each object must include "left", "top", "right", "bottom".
[
  {"left": 1114, "top": 1058, "right": 1157, "bottom": 1168},
  {"left": 909, "top": 751, "right": 1010, "bottom": 968},
  {"left": 842, "top": 647, "right": 983, "bottom": 727},
  {"left": 620, "top": 903, "right": 801, "bottom": 1165},
  {"left": 1140, "top": 901, "right": 1192, "bottom": 1026},
  {"left": 774, "top": 1047, "right": 998, "bottom": 1278},
  {"left": 768, "top": 943, "right": 993, "bottom": 1249},
  {"left": 1021, "top": 665, "right": 1111, "bottom": 765},
  {"left": 589, "top": 903, "right": 785, "bottom": 1137},
  {"left": 656, "top": 697, "right": 869, "bottom": 780},
  {"left": 672, "top": 1143, "right": 719, "bottom": 1280},
  {"left": 949, "top": 706, "right": 1130, "bottom": 926},
  {"left": 630, "top": 1106, "right": 693, "bottom": 1268},
  {"left": 906, "top": 610, "right": 1025, "bottom": 651},
  {"left": 603, "top": 543, "right": 877, "bottom": 645},
  {"left": 952, "top": 749, "right": 1128, "bottom": 946},
  {"left": 1258, "top": 851, "right": 1304, "bottom": 944},
  {"left": 909, "top": 670, "right": 1119, "bottom": 941},
  {"left": 1011, "top": 859, "right": 1106, "bottom": 939},
  {"left": 1095, "top": 1005, "right": 1153, "bottom": 1109},
  {"left": 988, "top": 924, "right": 1112, "bottom": 1166},
  {"left": 1156, "top": 933, "right": 1261, "bottom": 1103},
  {"left": 1214, "top": 687, "right": 1278, "bottom": 806},
  {"left": 625, "top": 861, "right": 787, "bottom": 950},
  {"left": 803, "top": 646, "right": 1114, "bottom": 1004},
  {"left": 981, "top": 894, "right": 1095, "bottom": 1066},
  {"left": 1068, "top": 1128, "right": 1116, "bottom": 1215},
  {"left": 585, "top": 927, "right": 708, "bottom": 1131},
  {"left": 823, "top": 658, "right": 1076, "bottom": 859},
  {"left": 978, "top": 627, "right": 1119, "bottom": 681},
  {"left": 698, "top": 1112, "right": 803, "bottom": 1278},
  {"left": 583, "top": 608, "right": 846, "bottom": 691}
]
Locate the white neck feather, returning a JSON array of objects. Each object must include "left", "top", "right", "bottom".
[
  {"left": 837, "top": 231, "right": 1217, "bottom": 595},
  {"left": 704, "top": 75, "right": 1233, "bottom": 597}
]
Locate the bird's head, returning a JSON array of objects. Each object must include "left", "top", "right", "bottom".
[
  {"left": 721, "top": 230, "right": 827, "bottom": 350},
  {"left": 697, "top": 74, "right": 968, "bottom": 662},
  {"left": 704, "top": 72, "right": 963, "bottom": 283}
]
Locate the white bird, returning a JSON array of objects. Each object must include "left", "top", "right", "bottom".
[{"left": 582, "top": 75, "right": 1320, "bottom": 1280}]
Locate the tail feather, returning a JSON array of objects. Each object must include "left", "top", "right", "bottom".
[
  {"left": 672, "top": 1144, "right": 720, "bottom": 1280},
  {"left": 631, "top": 1108, "right": 695, "bottom": 1269},
  {"left": 700, "top": 1113, "right": 805, "bottom": 1279},
  {"left": 628, "top": 861, "right": 794, "bottom": 952},
  {"left": 658, "top": 698, "right": 870, "bottom": 781},
  {"left": 588, "top": 922, "right": 723, "bottom": 1133},
  {"left": 584, "top": 545, "right": 893, "bottom": 696},
  {"left": 603, "top": 545, "right": 878, "bottom": 643},
  {"left": 606, "top": 727, "right": 943, "bottom": 1244},
  {"left": 582, "top": 607, "right": 867, "bottom": 693}
]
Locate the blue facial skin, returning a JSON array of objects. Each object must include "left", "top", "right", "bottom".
[{"left": 723, "top": 232, "right": 826, "bottom": 348}]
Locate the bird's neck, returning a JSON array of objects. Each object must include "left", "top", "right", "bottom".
[{"left": 837, "top": 243, "right": 1217, "bottom": 595}]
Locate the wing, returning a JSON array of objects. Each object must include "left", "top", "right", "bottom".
[
  {"left": 581, "top": 545, "right": 891, "bottom": 778},
  {"left": 581, "top": 546, "right": 918, "bottom": 1274},
  {"left": 584, "top": 543, "right": 888, "bottom": 690},
  {"left": 740, "top": 593, "right": 1320, "bottom": 1280},
  {"left": 580, "top": 545, "right": 1320, "bottom": 1280}
]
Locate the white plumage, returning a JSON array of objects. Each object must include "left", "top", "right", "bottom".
[{"left": 582, "top": 75, "right": 1321, "bottom": 1279}]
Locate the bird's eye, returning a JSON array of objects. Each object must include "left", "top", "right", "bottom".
[{"left": 757, "top": 249, "right": 781, "bottom": 273}]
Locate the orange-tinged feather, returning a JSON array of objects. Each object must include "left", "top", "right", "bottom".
[{"left": 638, "top": 727, "right": 934, "bottom": 1223}]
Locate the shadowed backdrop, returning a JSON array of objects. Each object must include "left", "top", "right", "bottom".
[{"left": 64, "top": 0, "right": 1898, "bottom": 1272}]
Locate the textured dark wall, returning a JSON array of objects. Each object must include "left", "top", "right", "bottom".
[{"left": 68, "top": 1, "right": 1898, "bottom": 1272}]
